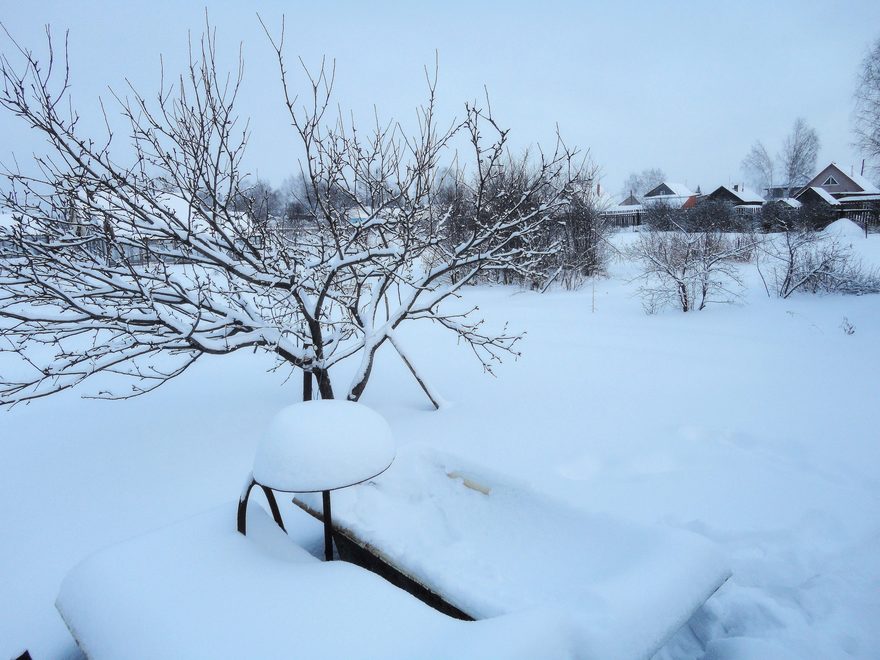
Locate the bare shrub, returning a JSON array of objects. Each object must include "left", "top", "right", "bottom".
[
  {"left": 757, "top": 230, "right": 880, "bottom": 298},
  {"left": 628, "top": 226, "right": 752, "bottom": 313}
]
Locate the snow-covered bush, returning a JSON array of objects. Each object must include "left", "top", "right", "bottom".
[
  {"left": 628, "top": 227, "right": 751, "bottom": 313},
  {"left": 757, "top": 229, "right": 880, "bottom": 298},
  {"left": 438, "top": 155, "right": 605, "bottom": 292}
]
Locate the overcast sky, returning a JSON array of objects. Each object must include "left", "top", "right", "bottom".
[{"left": 2, "top": 0, "right": 879, "bottom": 197}]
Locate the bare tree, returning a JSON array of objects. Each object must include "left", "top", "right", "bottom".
[
  {"left": 854, "top": 36, "right": 880, "bottom": 176},
  {"left": 0, "top": 24, "right": 586, "bottom": 406},
  {"left": 778, "top": 118, "right": 820, "bottom": 194},
  {"left": 620, "top": 168, "right": 666, "bottom": 198},
  {"left": 741, "top": 141, "right": 775, "bottom": 193},
  {"left": 232, "top": 178, "right": 283, "bottom": 227},
  {"left": 627, "top": 221, "right": 753, "bottom": 313}
]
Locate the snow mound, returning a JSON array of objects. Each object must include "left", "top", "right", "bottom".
[
  {"left": 822, "top": 218, "right": 864, "bottom": 240},
  {"left": 56, "top": 505, "right": 579, "bottom": 660},
  {"left": 298, "top": 445, "right": 731, "bottom": 659},
  {"left": 253, "top": 400, "right": 395, "bottom": 492}
]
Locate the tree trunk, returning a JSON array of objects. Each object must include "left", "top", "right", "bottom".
[
  {"left": 313, "top": 368, "right": 334, "bottom": 400},
  {"left": 347, "top": 345, "right": 380, "bottom": 402}
]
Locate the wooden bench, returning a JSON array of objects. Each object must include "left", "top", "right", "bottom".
[{"left": 293, "top": 445, "right": 732, "bottom": 660}]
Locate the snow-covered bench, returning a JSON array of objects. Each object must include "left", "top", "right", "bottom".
[
  {"left": 56, "top": 504, "right": 579, "bottom": 659},
  {"left": 294, "top": 445, "right": 732, "bottom": 659}
]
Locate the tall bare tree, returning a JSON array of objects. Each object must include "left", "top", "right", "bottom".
[
  {"left": 778, "top": 118, "right": 820, "bottom": 194},
  {"left": 620, "top": 168, "right": 666, "bottom": 198},
  {"left": 741, "top": 141, "right": 775, "bottom": 193},
  {"left": 0, "top": 24, "right": 586, "bottom": 406},
  {"left": 854, "top": 36, "right": 880, "bottom": 176}
]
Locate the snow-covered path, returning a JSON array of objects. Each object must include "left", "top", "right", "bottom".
[{"left": 1, "top": 232, "right": 879, "bottom": 659}]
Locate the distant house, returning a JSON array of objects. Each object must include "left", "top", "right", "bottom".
[
  {"left": 795, "top": 186, "right": 840, "bottom": 207},
  {"left": 793, "top": 163, "right": 880, "bottom": 227},
  {"left": 619, "top": 192, "right": 641, "bottom": 207},
  {"left": 704, "top": 184, "right": 764, "bottom": 214},
  {"left": 601, "top": 192, "right": 643, "bottom": 227},
  {"left": 773, "top": 198, "right": 802, "bottom": 209},
  {"left": 642, "top": 182, "right": 697, "bottom": 210},
  {"left": 763, "top": 183, "right": 800, "bottom": 200},
  {"left": 796, "top": 163, "right": 880, "bottom": 200}
]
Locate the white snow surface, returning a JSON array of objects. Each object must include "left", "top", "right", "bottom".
[
  {"left": 56, "top": 504, "right": 578, "bottom": 660},
  {"left": 821, "top": 218, "right": 867, "bottom": 241},
  {"left": 298, "top": 444, "right": 730, "bottom": 659},
  {"left": 2, "top": 229, "right": 880, "bottom": 659},
  {"left": 252, "top": 400, "right": 395, "bottom": 492}
]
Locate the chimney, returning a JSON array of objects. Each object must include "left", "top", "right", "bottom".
[
  {"left": 597, "top": 183, "right": 601, "bottom": 197},
  {"left": 733, "top": 183, "right": 739, "bottom": 192}
]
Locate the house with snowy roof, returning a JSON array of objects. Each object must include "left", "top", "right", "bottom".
[
  {"left": 794, "top": 163, "right": 880, "bottom": 227},
  {"left": 795, "top": 163, "right": 880, "bottom": 201},
  {"left": 642, "top": 182, "right": 697, "bottom": 210},
  {"left": 795, "top": 185, "right": 840, "bottom": 207},
  {"left": 704, "top": 184, "right": 764, "bottom": 214},
  {"left": 600, "top": 191, "right": 644, "bottom": 227}
]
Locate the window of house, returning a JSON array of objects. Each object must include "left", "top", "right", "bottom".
[{"left": 822, "top": 175, "right": 839, "bottom": 186}]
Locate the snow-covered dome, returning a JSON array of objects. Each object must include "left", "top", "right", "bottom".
[
  {"left": 821, "top": 218, "right": 864, "bottom": 240},
  {"left": 253, "top": 400, "right": 395, "bottom": 492}
]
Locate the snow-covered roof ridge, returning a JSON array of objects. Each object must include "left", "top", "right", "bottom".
[
  {"left": 665, "top": 182, "right": 695, "bottom": 197},
  {"left": 837, "top": 193, "right": 880, "bottom": 203},
  {"left": 775, "top": 197, "right": 802, "bottom": 208},
  {"left": 831, "top": 163, "right": 880, "bottom": 194},
  {"left": 646, "top": 182, "right": 695, "bottom": 198},
  {"left": 715, "top": 185, "right": 765, "bottom": 204},
  {"left": 804, "top": 186, "right": 840, "bottom": 205}
]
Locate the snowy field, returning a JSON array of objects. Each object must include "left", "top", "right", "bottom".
[{"left": 2, "top": 227, "right": 879, "bottom": 659}]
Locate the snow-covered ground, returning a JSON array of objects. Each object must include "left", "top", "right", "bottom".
[{"left": 2, "top": 228, "right": 879, "bottom": 659}]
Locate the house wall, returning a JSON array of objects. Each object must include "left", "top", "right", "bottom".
[{"left": 806, "top": 164, "right": 864, "bottom": 197}]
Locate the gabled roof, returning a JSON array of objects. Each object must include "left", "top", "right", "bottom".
[
  {"left": 642, "top": 182, "right": 696, "bottom": 209},
  {"left": 805, "top": 163, "right": 880, "bottom": 195},
  {"left": 644, "top": 182, "right": 695, "bottom": 198},
  {"left": 774, "top": 198, "right": 802, "bottom": 208},
  {"left": 796, "top": 186, "right": 840, "bottom": 205},
  {"left": 836, "top": 166, "right": 880, "bottom": 194},
  {"left": 708, "top": 185, "right": 765, "bottom": 204}
]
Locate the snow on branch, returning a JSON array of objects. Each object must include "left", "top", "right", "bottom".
[{"left": 0, "top": 22, "right": 594, "bottom": 406}]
